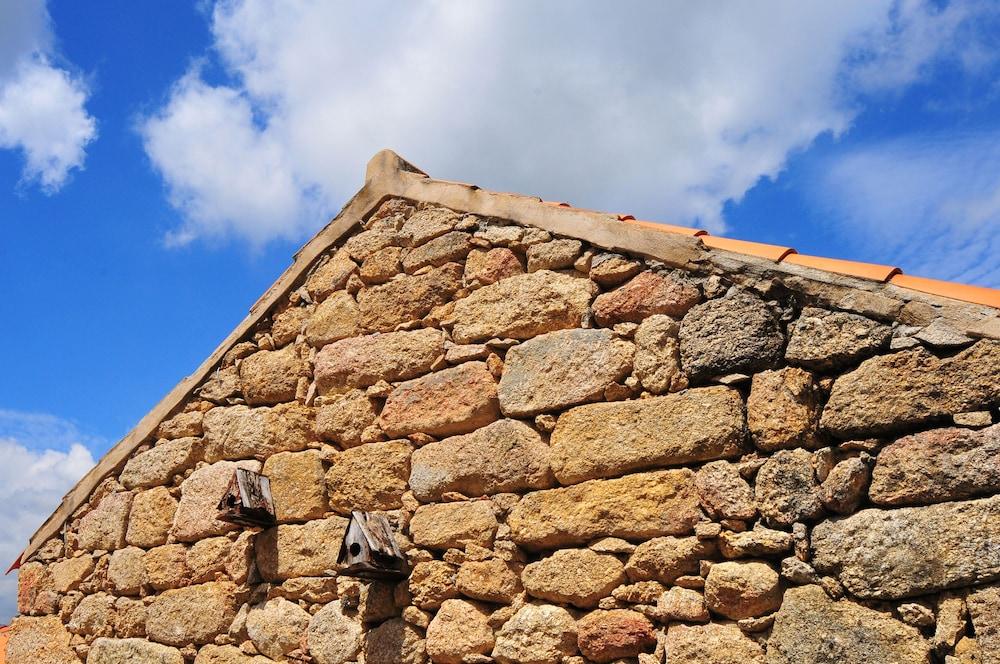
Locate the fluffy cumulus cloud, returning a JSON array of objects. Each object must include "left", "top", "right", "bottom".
[
  {"left": 0, "top": 0, "right": 97, "bottom": 192},
  {"left": 0, "top": 410, "right": 97, "bottom": 623},
  {"left": 813, "top": 132, "right": 1000, "bottom": 288},
  {"left": 141, "top": 0, "right": 992, "bottom": 246}
]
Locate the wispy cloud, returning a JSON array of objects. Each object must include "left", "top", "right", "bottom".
[
  {"left": 809, "top": 131, "right": 1000, "bottom": 287},
  {"left": 0, "top": 0, "right": 97, "bottom": 193},
  {"left": 0, "top": 410, "right": 99, "bottom": 623},
  {"left": 140, "top": 0, "right": 996, "bottom": 246}
]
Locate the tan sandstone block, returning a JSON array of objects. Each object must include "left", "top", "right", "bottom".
[
  {"left": 379, "top": 362, "right": 500, "bottom": 438},
  {"left": 264, "top": 450, "right": 328, "bottom": 522},
  {"left": 126, "top": 486, "right": 177, "bottom": 548},
  {"left": 410, "top": 501, "right": 498, "bottom": 550},
  {"left": 314, "top": 328, "right": 445, "bottom": 394},
  {"left": 325, "top": 440, "right": 412, "bottom": 514}
]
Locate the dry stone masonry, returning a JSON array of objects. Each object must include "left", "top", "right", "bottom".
[{"left": 9, "top": 196, "right": 1000, "bottom": 664}]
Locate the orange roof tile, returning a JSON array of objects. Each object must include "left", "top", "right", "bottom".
[
  {"left": 782, "top": 253, "right": 901, "bottom": 282},
  {"left": 701, "top": 235, "right": 796, "bottom": 262},
  {"left": 890, "top": 274, "right": 1000, "bottom": 309}
]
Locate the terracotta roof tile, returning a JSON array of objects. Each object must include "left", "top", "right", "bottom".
[
  {"left": 890, "top": 274, "right": 1000, "bottom": 309},
  {"left": 701, "top": 235, "right": 796, "bottom": 262},
  {"left": 782, "top": 253, "right": 901, "bottom": 282}
]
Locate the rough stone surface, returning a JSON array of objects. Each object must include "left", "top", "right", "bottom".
[
  {"left": 410, "top": 501, "right": 498, "bottom": 550},
  {"left": 357, "top": 262, "right": 462, "bottom": 332},
  {"left": 308, "top": 600, "right": 364, "bottom": 664},
  {"left": 747, "top": 368, "right": 821, "bottom": 451},
  {"left": 305, "top": 249, "right": 357, "bottom": 301},
  {"left": 592, "top": 270, "right": 700, "bottom": 326},
  {"left": 632, "top": 314, "right": 685, "bottom": 394},
  {"left": 968, "top": 585, "right": 1000, "bottom": 664},
  {"left": 246, "top": 598, "right": 312, "bottom": 660},
  {"left": 143, "top": 544, "right": 188, "bottom": 591},
  {"left": 364, "top": 618, "right": 427, "bottom": 664},
  {"left": 766, "top": 585, "right": 931, "bottom": 663},
  {"left": 719, "top": 527, "right": 794, "bottom": 559},
  {"left": 315, "top": 390, "right": 377, "bottom": 448},
  {"left": 120, "top": 438, "right": 203, "bottom": 489},
  {"left": 508, "top": 470, "right": 701, "bottom": 549},
  {"left": 157, "top": 411, "right": 204, "bottom": 439},
  {"left": 126, "top": 487, "right": 177, "bottom": 548},
  {"left": 522, "top": 548, "right": 626, "bottom": 608},
  {"left": 409, "top": 419, "right": 553, "bottom": 501},
  {"left": 171, "top": 460, "right": 261, "bottom": 542},
  {"left": 812, "top": 495, "right": 1000, "bottom": 599},
  {"left": 666, "top": 622, "right": 765, "bottom": 664},
  {"left": 549, "top": 387, "right": 745, "bottom": 485},
  {"left": 696, "top": 460, "right": 757, "bottom": 520},
  {"left": 359, "top": 246, "right": 404, "bottom": 285},
  {"left": 202, "top": 403, "right": 313, "bottom": 462},
  {"left": 409, "top": 561, "right": 458, "bottom": 610},
  {"left": 263, "top": 450, "right": 328, "bottom": 522},
  {"left": 498, "top": 329, "right": 634, "bottom": 417},
  {"left": 456, "top": 558, "right": 522, "bottom": 604},
  {"left": 784, "top": 307, "right": 891, "bottom": 371},
  {"left": 679, "top": 290, "right": 784, "bottom": 381},
  {"left": 821, "top": 341, "right": 1000, "bottom": 438},
  {"left": 271, "top": 305, "right": 312, "bottom": 346},
  {"left": 186, "top": 537, "right": 229, "bottom": 583},
  {"left": 6, "top": 616, "right": 80, "bottom": 664},
  {"left": 314, "top": 328, "right": 445, "bottom": 394},
  {"left": 402, "top": 231, "right": 472, "bottom": 273},
  {"left": 450, "top": 270, "right": 597, "bottom": 343},
  {"left": 193, "top": 645, "right": 272, "bottom": 664},
  {"left": 239, "top": 345, "right": 307, "bottom": 406},
  {"left": 526, "top": 238, "right": 582, "bottom": 272},
  {"left": 463, "top": 247, "right": 523, "bottom": 286},
  {"left": 704, "top": 561, "right": 782, "bottom": 619},
  {"left": 425, "top": 599, "right": 494, "bottom": 664},
  {"left": 325, "top": 440, "right": 412, "bottom": 514},
  {"left": 379, "top": 362, "right": 500, "bottom": 438},
  {"left": 256, "top": 516, "right": 348, "bottom": 581},
  {"left": 625, "top": 536, "right": 717, "bottom": 584},
  {"left": 818, "top": 457, "right": 870, "bottom": 514},
  {"left": 107, "top": 547, "right": 146, "bottom": 596},
  {"left": 87, "top": 638, "right": 184, "bottom": 664},
  {"left": 49, "top": 555, "right": 95, "bottom": 594},
  {"left": 658, "top": 586, "right": 710, "bottom": 622},
  {"left": 306, "top": 291, "right": 361, "bottom": 347},
  {"left": 870, "top": 423, "right": 1000, "bottom": 506},
  {"left": 401, "top": 207, "right": 460, "bottom": 246},
  {"left": 755, "top": 449, "right": 824, "bottom": 526},
  {"left": 77, "top": 492, "right": 132, "bottom": 552},
  {"left": 146, "top": 582, "right": 238, "bottom": 646},
  {"left": 577, "top": 609, "right": 656, "bottom": 663},
  {"left": 492, "top": 603, "right": 577, "bottom": 664}
]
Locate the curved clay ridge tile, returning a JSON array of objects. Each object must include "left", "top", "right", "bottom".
[
  {"left": 782, "top": 253, "right": 901, "bottom": 282},
  {"left": 701, "top": 235, "right": 796, "bottom": 262},
  {"left": 890, "top": 274, "right": 1000, "bottom": 309}
]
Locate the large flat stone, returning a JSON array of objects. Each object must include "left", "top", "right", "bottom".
[
  {"left": 379, "top": 362, "right": 500, "bottom": 438},
  {"left": 5, "top": 616, "right": 79, "bottom": 664},
  {"left": 119, "top": 437, "right": 203, "bottom": 489},
  {"left": 508, "top": 469, "right": 701, "bottom": 549},
  {"left": 666, "top": 622, "right": 765, "bottom": 664},
  {"left": 522, "top": 548, "right": 626, "bottom": 608},
  {"left": 77, "top": 492, "right": 133, "bottom": 552},
  {"left": 409, "top": 419, "right": 553, "bottom": 502},
  {"left": 263, "top": 450, "right": 328, "bottom": 522},
  {"left": 498, "top": 329, "right": 634, "bottom": 417},
  {"left": 821, "top": 341, "right": 1000, "bottom": 438},
  {"left": 202, "top": 403, "right": 313, "bottom": 462},
  {"left": 314, "top": 328, "right": 445, "bottom": 394},
  {"left": 870, "top": 423, "right": 1000, "bottom": 506},
  {"left": 812, "top": 495, "right": 1000, "bottom": 600},
  {"left": 238, "top": 345, "right": 307, "bottom": 406},
  {"left": 357, "top": 262, "right": 462, "bottom": 332},
  {"left": 784, "top": 307, "right": 891, "bottom": 371},
  {"left": 325, "top": 440, "right": 412, "bottom": 514},
  {"left": 146, "top": 582, "right": 239, "bottom": 646},
  {"left": 410, "top": 501, "right": 498, "bottom": 550},
  {"left": 766, "top": 585, "right": 931, "bottom": 663},
  {"left": 450, "top": 270, "right": 597, "bottom": 343},
  {"left": 88, "top": 638, "right": 184, "bottom": 664},
  {"left": 549, "top": 387, "right": 745, "bottom": 485},
  {"left": 256, "top": 517, "right": 349, "bottom": 581},
  {"left": 591, "top": 270, "right": 700, "bottom": 326}
]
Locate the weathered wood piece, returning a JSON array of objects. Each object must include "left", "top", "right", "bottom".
[
  {"left": 337, "top": 510, "right": 408, "bottom": 580},
  {"left": 217, "top": 468, "right": 276, "bottom": 527}
]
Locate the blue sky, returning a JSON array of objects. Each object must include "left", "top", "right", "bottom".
[{"left": 0, "top": 0, "right": 999, "bottom": 621}]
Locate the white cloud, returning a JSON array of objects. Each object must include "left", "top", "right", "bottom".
[
  {"left": 0, "top": 0, "right": 97, "bottom": 192},
  {"left": 0, "top": 410, "right": 97, "bottom": 624},
  {"left": 811, "top": 132, "right": 1000, "bottom": 288},
  {"left": 140, "top": 0, "right": 993, "bottom": 245}
]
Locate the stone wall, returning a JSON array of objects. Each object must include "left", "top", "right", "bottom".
[{"left": 9, "top": 197, "right": 1000, "bottom": 664}]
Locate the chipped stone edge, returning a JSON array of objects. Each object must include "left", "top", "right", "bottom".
[{"left": 19, "top": 149, "right": 999, "bottom": 564}]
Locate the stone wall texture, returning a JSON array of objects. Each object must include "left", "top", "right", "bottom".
[{"left": 9, "top": 197, "right": 1000, "bottom": 664}]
